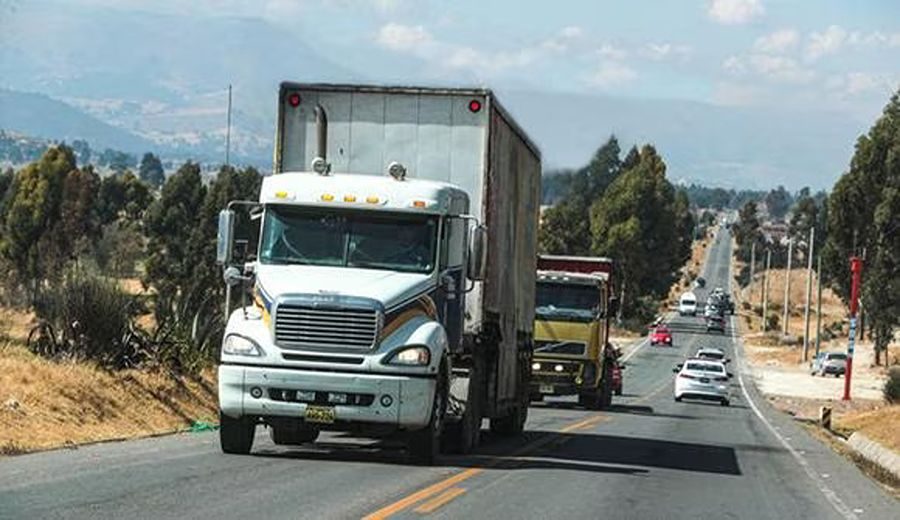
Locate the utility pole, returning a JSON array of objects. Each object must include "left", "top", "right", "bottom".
[
  {"left": 844, "top": 257, "right": 863, "bottom": 401},
  {"left": 762, "top": 249, "right": 771, "bottom": 332},
  {"left": 815, "top": 255, "right": 823, "bottom": 357},
  {"left": 749, "top": 241, "right": 756, "bottom": 301},
  {"left": 803, "top": 227, "right": 815, "bottom": 361},
  {"left": 782, "top": 238, "right": 793, "bottom": 336},
  {"left": 225, "top": 84, "right": 233, "bottom": 167}
]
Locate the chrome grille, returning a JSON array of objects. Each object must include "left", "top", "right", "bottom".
[{"left": 274, "top": 304, "right": 380, "bottom": 350}]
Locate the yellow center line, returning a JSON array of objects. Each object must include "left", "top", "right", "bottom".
[
  {"left": 362, "top": 468, "right": 482, "bottom": 520},
  {"left": 412, "top": 487, "right": 468, "bottom": 514}
]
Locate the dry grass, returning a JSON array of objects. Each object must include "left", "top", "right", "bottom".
[
  {"left": 0, "top": 343, "right": 217, "bottom": 454},
  {"left": 738, "top": 267, "right": 846, "bottom": 338},
  {"left": 836, "top": 405, "right": 900, "bottom": 452}
]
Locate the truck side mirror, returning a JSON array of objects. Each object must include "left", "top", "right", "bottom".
[
  {"left": 467, "top": 224, "right": 487, "bottom": 281},
  {"left": 217, "top": 209, "right": 235, "bottom": 265}
]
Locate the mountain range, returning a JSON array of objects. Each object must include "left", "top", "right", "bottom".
[{"left": 0, "top": 1, "right": 875, "bottom": 189}]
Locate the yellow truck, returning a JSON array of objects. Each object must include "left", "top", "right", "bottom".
[{"left": 530, "top": 256, "right": 616, "bottom": 410}]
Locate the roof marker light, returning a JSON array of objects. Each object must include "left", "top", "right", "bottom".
[
  {"left": 344, "top": 195, "right": 357, "bottom": 203},
  {"left": 288, "top": 93, "right": 301, "bottom": 107},
  {"left": 366, "top": 196, "right": 380, "bottom": 204},
  {"left": 321, "top": 193, "right": 334, "bottom": 202},
  {"left": 468, "top": 99, "right": 482, "bottom": 113},
  {"left": 412, "top": 200, "right": 427, "bottom": 208}
]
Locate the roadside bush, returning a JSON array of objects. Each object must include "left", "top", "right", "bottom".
[
  {"left": 31, "top": 270, "right": 140, "bottom": 368},
  {"left": 884, "top": 368, "right": 900, "bottom": 404},
  {"left": 741, "top": 301, "right": 751, "bottom": 311}
]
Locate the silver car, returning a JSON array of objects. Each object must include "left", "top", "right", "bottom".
[{"left": 810, "top": 352, "right": 847, "bottom": 377}]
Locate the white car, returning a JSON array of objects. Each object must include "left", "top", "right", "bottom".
[
  {"left": 678, "top": 292, "right": 698, "bottom": 316},
  {"left": 674, "top": 359, "right": 732, "bottom": 406},
  {"left": 695, "top": 347, "right": 729, "bottom": 364}
]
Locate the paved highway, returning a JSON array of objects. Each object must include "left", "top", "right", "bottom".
[{"left": 0, "top": 229, "right": 896, "bottom": 519}]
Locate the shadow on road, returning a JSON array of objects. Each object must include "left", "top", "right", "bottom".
[{"left": 247, "top": 429, "right": 741, "bottom": 476}]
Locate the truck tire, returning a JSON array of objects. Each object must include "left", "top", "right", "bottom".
[
  {"left": 600, "top": 366, "right": 614, "bottom": 409},
  {"left": 445, "top": 355, "right": 484, "bottom": 454},
  {"left": 219, "top": 411, "right": 255, "bottom": 455},
  {"left": 268, "top": 423, "right": 320, "bottom": 445},
  {"left": 409, "top": 364, "right": 448, "bottom": 465},
  {"left": 490, "top": 405, "right": 527, "bottom": 436}
]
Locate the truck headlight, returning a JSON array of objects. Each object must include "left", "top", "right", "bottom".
[
  {"left": 222, "top": 334, "right": 264, "bottom": 357},
  {"left": 532, "top": 362, "right": 541, "bottom": 371},
  {"left": 386, "top": 345, "right": 431, "bottom": 366}
]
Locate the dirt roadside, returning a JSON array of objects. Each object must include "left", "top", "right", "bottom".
[
  {"left": 0, "top": 307, "right": 218, "bottom": 455},
  {"left": 729, "top": 239, "right": 899, "bottom": 489}
]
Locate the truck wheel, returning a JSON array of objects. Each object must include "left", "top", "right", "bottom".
[
  {"left": 269, "top": 423, "right": 320, "bottom": 445},
  {"left": 219, "top": 411, "right": 255, "bottom": 455},
  {"left": 579, "top": 391, "right": 603, "bottom": 410},
  {"left": 445, "top": 357, "right": 484, "bottom": 455},
  {"left": 490, "top": 405, "right": 527, "bottom": 436},
  {"left": 409, "top": 364, "right": 448, "bottom": 465}
]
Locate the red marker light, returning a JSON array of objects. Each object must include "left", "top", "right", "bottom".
[
  {"left": 288, "top": 93, "right": 301, "bottom": 107},
  {"left": 468, "top": 99, "right": 482, "bottom": 113}
]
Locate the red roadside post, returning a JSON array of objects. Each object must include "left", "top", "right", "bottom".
[{"left": 843, "top": 257, "right": 863, "bottom": 401}]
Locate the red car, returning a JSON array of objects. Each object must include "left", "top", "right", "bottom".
[{"left": 650, "top": 325, "right": 673, "bottom": 346}]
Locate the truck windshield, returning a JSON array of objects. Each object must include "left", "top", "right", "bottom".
[
  {"left": 259, "top": 206, "right": 438, "bottom": 274},
  {"left": 536, "top": 282, "right": 601, "bottom": 322}
]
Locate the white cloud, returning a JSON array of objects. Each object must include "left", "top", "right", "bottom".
[
  {"left": 722, "top": 55, "right": 746, "bottom": 75},
  {"left": 712, "top": 82, "right": 763, "bottom": 106},
  {"left": 754, "top": 29, "right": 798, "bottom": 53},
  {"left": 539, "top": 26, "right": 584, "bottom": 53},
  {"left": 640, "top": 42, "right": 691, "bottom": 61},
  {"left": 596, "top": 44, "right": 628, "bottom": 61},
  {"left": 748, "top": 54, "right": 815, "bottom": 83},
  {"left": 707, "top": 0, "right": 764, "bottom": 25},
  {"left": 586, "top": 61, "right": 637, "bottom": 88},
  {"left": 806, "top": 25, "right": 847, "bottom": 61},
  {"left": 375, "top": 23, "right": 432, "bottom": 52},
  {"left": 827, "top": 72, "right": 897, "bottom": 97}
]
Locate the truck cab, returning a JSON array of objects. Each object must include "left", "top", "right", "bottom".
[
  {"left": 529, "top": 256, "right": 614, "bottom": 410},
  {"left": 215, "top": 83, "right": 540, "bottom": 464}
]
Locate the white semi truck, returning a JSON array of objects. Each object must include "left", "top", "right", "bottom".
[{"left": 216, "top": 83, "right": 541, "bottom": 463}]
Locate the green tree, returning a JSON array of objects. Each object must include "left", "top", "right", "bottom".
[
  {"left": 590, "top": 145, "right": 685, "bottom": 323},
  {"left": 138, "top": 152, "right": 166, "bottom": 189},
  {"left": 0, "top": 146, "right": 76, "bottom": 296},
  {"left": 764, "top": 185, "right": 793, "bottom": 220},
  {"left": 97, "top": 171, "right": 152, "bottom": 225},
  {"left": 822, "top": 89, "right": 900, "bottom": 364},
  {"left": 538, "top": 136, "right": 621, "bottom": 255}
]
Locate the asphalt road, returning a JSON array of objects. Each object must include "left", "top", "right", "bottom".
[{"left": 1, "top": 229, "right": 896, "bottom": 520}]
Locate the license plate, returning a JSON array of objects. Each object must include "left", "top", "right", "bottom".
[
  {"left": 539, "top": 384, "right": 554, "bottom": 394},
  {"left": 304, "top": 405, "right": 335, "bottom": 424}
]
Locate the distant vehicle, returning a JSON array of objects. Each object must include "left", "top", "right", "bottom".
[
  {"left": 704, "top": 302, "right": 724, "bottom": 318},
  {"left": 674, "top": 359, "right": 732, "bottom": 406},
  {"left": 695, "top": 347, "right": 728, "bottom": 364},
  {"left": 650, "top": 324, "right": 673, "bottom": 346},
  {"left": 678, "top": 292, "right": 698, "bottom": 316},
  {"left": 810, "top": 352, "right": 847, "bottom": 377},
  {"left": 706, "top": 315, "right": 726, "bottom": 334}
]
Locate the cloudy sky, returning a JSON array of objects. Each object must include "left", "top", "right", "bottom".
[{"left": 44, "top": 0, "right": 899, "bottom": 118}]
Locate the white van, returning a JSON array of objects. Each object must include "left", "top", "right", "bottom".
[{"left": 678, "top": 292, "right": 698, "bottom": 316}]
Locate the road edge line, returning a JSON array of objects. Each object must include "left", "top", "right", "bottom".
[{"left": 726, "top": 235, "right": 859, "bottom": 520}]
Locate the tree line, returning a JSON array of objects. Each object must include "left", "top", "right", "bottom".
[
  {"left": 732, "top": 88, "right": 899, "bottom": 364},
  {"left": 0, "top": 145, "right": 261, "bottom": 371},
  {"left": 539, "top": 137, "right": 695, "bottom": 327}
]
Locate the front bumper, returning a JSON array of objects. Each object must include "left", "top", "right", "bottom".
[
  {"left": 218, "top": 364, "right": 436, "bottom": 429},
  {"left": 674, "top": 380, "right": 730, "bottom": 400}
]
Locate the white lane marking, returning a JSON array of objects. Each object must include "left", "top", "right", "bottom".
[{"left": 726, "top": 248, "right": 859, "bottom": 520}]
